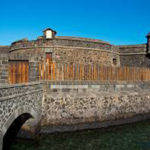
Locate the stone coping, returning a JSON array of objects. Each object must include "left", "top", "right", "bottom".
[
  {"left": 0, "top": 89, "right": 43, "bottom": 102},
  {"left": 12, "top": 36, "right": 111, "bottom": 46},
  {"left": 0, "top": 80, "right": 150, "bottom": 89},
  {"left": 43, "top": 80, "right": 150, "bottom": 85},
  {"left": 10, "top": 45, "right": 113, "bottom": 53},
  {"left": 10, "top": 45, "right": 146, "bottom": 56},
  {"left": 0, "top": 81, "right": 43, "bottom": 89},
  {"left": 118, "top": 44, "right": 146, "bottom": 48},
  {"left": 55, "top": 36, "right": 110, "bottom": 44},
  {"left": 43, "top": 80, "right": 150, "bottom": 90}
]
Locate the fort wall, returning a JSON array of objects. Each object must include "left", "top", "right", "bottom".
[
  {"left": 118, "top": 44, "right": 150, "bottom": 67},
  {"left": 41, "top": 81, "right": 150, "bottom": 133}
]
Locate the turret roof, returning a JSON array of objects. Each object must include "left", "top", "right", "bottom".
[{"left": 146, "top": 32, "right": 150, "bottom": 37}]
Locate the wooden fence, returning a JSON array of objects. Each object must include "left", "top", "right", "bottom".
[{"left": 39, "top": 62, "right": 150, "bottom": 81}]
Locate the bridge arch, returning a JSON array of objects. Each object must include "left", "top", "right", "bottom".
[{"left": 1, "top": 105, "right": 40, "bottom": 150}]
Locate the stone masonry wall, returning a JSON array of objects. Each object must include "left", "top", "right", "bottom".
[
  {"left": 8, "top": 48, "right": 44, "bottom": 82},
  {"left": 12, "top": 46, "right": 119, "bottom": 66},
  {"left": 10, "top": 37, "right": 120, "bottom": 66},
  {"left": 41, "top": 81, "right": 150, "bottom": 133},
  {"left": 120, "top": 55, "right": 146, "bottom": 67},
  {"left": 0, "top": 54, "right": 8, "bottom": 84},
  {"left": 1, "top": 81, "right": 150, "bottom": 136},
  {"left": 0, "top": 46, "right": 9, "bottom": 84},
  {"left": 119, "top": 44, "right": 150, "bottom": 67},
  {"left": 50, "top": 47, "right": 120, "bottom": 65}
]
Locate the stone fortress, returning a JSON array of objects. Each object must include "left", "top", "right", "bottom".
[
  {"left": 1, "top": 28, "right": 150, "bottom": 150},
  {"left": 5, "top": 28, "right": 150, "bottom": 67},
  {"left": 0, "top": 28, "right": 150, "bottom": 84}
]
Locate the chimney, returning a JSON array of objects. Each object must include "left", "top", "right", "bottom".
[{"left": 43, "top": 28, "right": 57, "bottom": 39}]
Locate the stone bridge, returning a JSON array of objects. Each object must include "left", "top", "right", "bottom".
[
  {"left": 1, "top": 81, "right": 150, "bottom": 150},
  {"left": 0, "top": 82, "right": 43, "bottom": 150}
]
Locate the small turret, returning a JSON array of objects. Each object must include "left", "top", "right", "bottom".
[
  {"left": 146, "top": 32, "right": 150, "bottom": 53},
  {"left": 43, "top": 28, "right": 57, "bottom": 39}
]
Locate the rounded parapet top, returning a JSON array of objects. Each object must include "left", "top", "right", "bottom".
[
  {"left": 55, "top": 36, "right": 110, "bottom": 45},
  {"left": 9, "top": 28, "right": 112, "bottom": 52},
  {"left": 10, "top": 35, "right": 112, "bottom": 52},
  {"left": 12, "top": 38, "right": 28, "bottom": 45}
]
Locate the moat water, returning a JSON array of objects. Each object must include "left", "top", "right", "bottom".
[{"left": 10, "top": 120, "right": 150, "bottom": 150}]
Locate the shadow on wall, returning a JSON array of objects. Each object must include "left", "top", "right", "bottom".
[{"left": 3, "top": 113, "right": 32, "bottom": 150}]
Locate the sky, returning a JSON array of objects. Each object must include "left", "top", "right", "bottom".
[{"left": 0, "top": 0, "right": 150, "bottom": 45}]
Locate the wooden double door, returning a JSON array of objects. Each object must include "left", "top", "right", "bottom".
[{"left": 8, "top": 60, "right": 29, "bottom": 84}]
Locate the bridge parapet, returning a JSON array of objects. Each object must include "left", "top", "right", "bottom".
[
  {"left": 0, "top": 82, "right": 43, "bottom": 150},
  {"left": 0, "top": 82, "right": 43, "bottom": 98}
]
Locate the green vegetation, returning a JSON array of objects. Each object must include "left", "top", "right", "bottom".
[{"left": 10, "top": 120, "right": 150, "bottom": 150}]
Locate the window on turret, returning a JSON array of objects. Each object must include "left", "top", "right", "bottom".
[{"left": 45, "top": 30, "right": 52, "bottom": 39}]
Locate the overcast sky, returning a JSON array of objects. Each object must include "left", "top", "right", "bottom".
[{"left": 0, "top": 0, "right": 150, "bottom": 45}]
